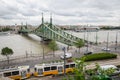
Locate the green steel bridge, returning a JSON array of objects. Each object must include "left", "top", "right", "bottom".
[{"left": 19, "top": 14, "right": 83, "bottom": 46}]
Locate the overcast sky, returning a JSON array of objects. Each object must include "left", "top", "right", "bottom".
[{"left": 0, "top": 0, "right": 120, "bottom": 26}]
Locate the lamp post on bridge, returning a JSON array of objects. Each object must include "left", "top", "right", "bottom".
[{"left": 40, "top": 37, "right": 45, "bottom": 59}]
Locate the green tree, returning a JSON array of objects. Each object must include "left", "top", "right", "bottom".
[
  {"left": 63, "top": 57, "right": 86, "bottom": 80},
  {"left": 73, "top": 58, "right": 86, "bottom": 80},
  {"left": 63, "top": 58, "right": 115, "bottom": 80},
  {"left": 74, "top": 40, "right": 85, "bottom": 53},
  {"left": 48, "top": 40, "right": 58, "bottom": 57},
  {"left": 1, "top": 47, "right": 13, "bottom": 64},
  {"left": 90, "top": 63, "right": 115, "bottom": 80}
]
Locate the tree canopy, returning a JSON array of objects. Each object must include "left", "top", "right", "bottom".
[
  {"left": 1, "top": 47, "right": 13, "bottom": 64},
  {"left": 1, "top": 47, "right": 13, "bottom": 56},
  {"left": 74, "top": 40, "right": 85, "bottom": 53},
  {"left": 48, "top": 40, "right": 58, "bottom": 57},
  {"left": 63, "top": 58, "right": 115, "bottom": 80}
]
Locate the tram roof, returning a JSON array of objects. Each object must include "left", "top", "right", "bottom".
[
  {"left": 35, "top": 61, "right": 64, "bottom": 68},
  {"left": 0, "top": 66, "right": 18, "bottom": 72},
  {"left": 0, "top": 68, "right": 18, "bottom": 72},
  {"left": 35, "top": 61, "right": 75, "bottom": 68},
  {"left": 18, "top": 65, "right": 30, "bottom": 70}
]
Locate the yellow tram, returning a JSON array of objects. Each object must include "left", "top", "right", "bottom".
[
  {"left": 33, "top": 61, "right": 76, "bottom": 76},
  {"left": 0, "top": 65, "right": 31, "bottom": 80}
]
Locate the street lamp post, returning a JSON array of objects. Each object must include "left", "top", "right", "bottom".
[
  {"left": 95, "top": 31, "right": 98, "bottom": 45},
  {"left": 26, "top": 50, "right": 28, "bottom": 58},
  {"left": 42, "top": 44, "right": 45, "bottom": 59},
  {"left": 115, "top": 32, "right": 118, "bottom": 51},
  {"left": 40, "top": 37, "right": 45, "bottom": 59},
  {"left": 62, "top": 47, "right": 66, "bottom": 77},
  {"left": 106, "top": 32, "right": 109, "bottom": 50},
  {"left": 84, "top": 32, "right": 86, "bottom": 42},
  {"left": 86, "top": 31, "right": 89, "bottom": 52}
]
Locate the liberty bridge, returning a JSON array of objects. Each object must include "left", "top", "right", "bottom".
[{"left": 19, "top": 14, "right": 83, "bottom": 46}]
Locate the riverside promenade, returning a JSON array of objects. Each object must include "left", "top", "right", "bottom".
[
  {"left": 1, "top": 51, "right": 120, "bottom": 68},
  {"left": 0, "top": 43, "right": 120, "bottom": 80},
  {"left": 0, "top": 42, "right": 120, "bottom": 68}
]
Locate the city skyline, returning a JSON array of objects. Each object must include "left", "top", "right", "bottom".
[{"left": 0, "top": 0, "right": 120, "bottom": 26}]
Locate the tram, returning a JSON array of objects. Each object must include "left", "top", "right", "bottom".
[
  {"left": 0, "top": 65, "right": 31, "bottom": 80},
  {"left": 33, "top": 61, "right": 76, "bottom": 76}
]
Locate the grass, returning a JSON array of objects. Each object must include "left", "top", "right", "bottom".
[{"left": 81, "top": 53, "right": 117, "bottom": 61}]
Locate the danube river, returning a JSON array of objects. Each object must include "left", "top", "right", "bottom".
[
  {"left": 0, "top": 34, "right": 51, "bottom": 58},
  {"left": 0, "top": 30, "right": 120, "bottom": 58},
  {"left": 67, "top": 30, "right": 120, "bottom": 43}
]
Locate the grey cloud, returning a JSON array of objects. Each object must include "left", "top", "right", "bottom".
[
  {"left": 0, "top": 1, "right": 18, "bottom": 16},
  {"left": 0, "top": 0, "right": 120, "bottom": 25}
]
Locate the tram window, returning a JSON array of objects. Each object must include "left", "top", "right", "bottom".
[
  {"left": 12, "top": 71, "right": 19, "bottom": 75},
  {"left": 44, "top": 67, "right": 50, "bottom": 71},
  {"left": 51, "top": 66, "right": 57, "bottom": 70},
  {"left": 4, "top": 72, "right": 11, "bottom": 77},
  {"left": 27, "top": 69, "right": 30, "bottom": 72},
  {"left": 65, "top": 65, "right": 69, "bottom": 68},
  {"left": 34, "top": 68, "right": 37, "bottom": 72},
  {"left": 70, "top": 64, "right": 75, "bottom": 68}
]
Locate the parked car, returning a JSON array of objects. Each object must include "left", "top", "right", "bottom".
[
  {"left": 84, "top": 51, "right": 92, "bottom": 55},
  {"left": 100, "top": 65, "right": 120, "bottom": 76},
  {"left": 60, "top": 53, "right": 72, "bottom": 59},
  {"left": 101, "top": 47, "right": 110, "bottom": 51}
]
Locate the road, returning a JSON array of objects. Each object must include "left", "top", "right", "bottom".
[
  {"left": 0, "top": 42, "right": 120, "bottom": 80},
  {"left": 0, "top": 42, "right": 120, "bottom": 67}
]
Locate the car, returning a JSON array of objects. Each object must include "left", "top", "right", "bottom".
[
  {"left": 60, "top": 53, "right": 72, "bottom": 59},
  {"left": 101, "top": 47, "right": 110, "bottom": 51},
  {"left": 84, "top": 51, "right": 92, "bottom": 55},
  {"left": 100, "top": 65, "right": 120, "bottom": 76}
]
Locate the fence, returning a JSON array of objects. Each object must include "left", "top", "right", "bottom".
[
  {"left": 0, "top": 53, "right": 61, "bottom": 67},
  {"left": 0, "top": 49, "right": 82, "bottom": 67}
]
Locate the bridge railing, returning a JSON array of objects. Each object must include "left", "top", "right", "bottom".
[{"left": 48, "top": 24, "right": 81, "bottom": 41}]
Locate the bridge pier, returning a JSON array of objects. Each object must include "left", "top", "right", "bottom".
[{"left": 41, "top": 38, "right": 52, "bottom": 44}]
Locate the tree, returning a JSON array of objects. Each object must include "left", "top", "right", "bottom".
[
  {"left": 1, "top": 47, "right": 13, "bottom": 64},
  {"left": 63, "top": 58, "right": 115, "bottom": 80},
  {"left": 63, "top": 57, "right": 87, "bottom": 80},
  {"left": 48, "top": 40, "right": 58, "bottom": 57},
  {"left": 73, "top": 58, "right": 86, "bottom": 80},
  {"left": 74, "top": 40, "right": 85, "bottom": 53},
  {"left": 90, "top": 63, "right": 115, "bottom": 80}
]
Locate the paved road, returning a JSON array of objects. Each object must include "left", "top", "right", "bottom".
[
  {"left": 0, "top": 42, "right": 120, "bottom": 67},
  {"left": 0, "top": 43, "right": 120, "bottom": 80}
]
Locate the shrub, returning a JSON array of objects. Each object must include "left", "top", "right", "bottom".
[{"left": 81, "top": 53, "right": 117, "bottom": 61}]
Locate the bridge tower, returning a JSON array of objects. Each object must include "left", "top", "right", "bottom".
[
  {"left": 42, "top": 13, "right": 44, "bottom": 25},
  {"left": 50, "top": 13, "right": 52, "bottom": 27},
  {"left": 25, "top": 22, "right": 28, "bottom": 29},
  {"left": 41, "top": 13, "right": 52, "bottom": 44}
]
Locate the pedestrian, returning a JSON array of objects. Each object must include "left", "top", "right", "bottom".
[{"left": 75, "top": 49, "right": 77, "bottom": 53}]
